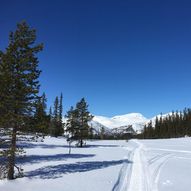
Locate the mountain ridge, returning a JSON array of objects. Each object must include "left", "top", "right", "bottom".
[
  {"left": 92, "top": 112, "right": 172, "bottom": 133},
  {"left": 64, "top": 112, "right": 172, "bottom": 134}
]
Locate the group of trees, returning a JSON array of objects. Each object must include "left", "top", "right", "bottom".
[
  {"left": 28, "top": 92, "right": 63, "bottom": 136},
  {"left": 0, "top": 21, "right": 44, "bottom": 180},
  {"left": 0, "top": 21, "right": 94, "bottom": 180},
  {"left": 0, "top": 22, "right": 62, "bottom": 179},
  {"left": 48, "top": 94, "right": 64, "bottom": 137},
  {"left": 141, "top": 108, "right": 191, "bottom": 139}
]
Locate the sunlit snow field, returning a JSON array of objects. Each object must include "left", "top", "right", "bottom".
[{"left": 1, "top": 137, "right": 191, "bottom": 191}]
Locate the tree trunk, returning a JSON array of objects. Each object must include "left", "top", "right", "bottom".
[
  {"left": 7, "top": 126, "right": 17, "bottom": 180},
  {"left": 80, "top": 139, "right": 83, "bottom": 147}
]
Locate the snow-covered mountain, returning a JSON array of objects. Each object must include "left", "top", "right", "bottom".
[
  {"left": 64, "top": 112, "right": 173, "bottom": 135},
  {"left": 93, "top": 113, "right": 148, "bottom": 133},
  {"left": 88, "top": 120, "right": 111, "bottom": 134}
]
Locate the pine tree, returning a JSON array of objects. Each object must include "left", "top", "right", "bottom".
[
  {"left": 50, "top": 96, "right": 59, "bottom": 137},
  {"left": 141, "top": 108, "right": 191, "bottom": 139},
  {"left": 155, "top": 116, "right": 159, "bottom": 138},
  {"left": 50, "top": 96, "right": 63, "bottom": 137},
  {"left": 33, "top": 93, "right": 49, "bottom": 134},
  {"left": 65, "top": 106, "right": 78, "bottom": 139},
  {"left": 75, "top": 98, "right": 93, "bottom": 147},
  {"left": 58, "top": 93, "right": 63, "bottom": 134},
  {"left": 65, "top": 98, "right": 93, "bottom": 147},
  {"left": 0, "top": 21, "right": 43, "bottom": 179},
  {"left": 48, "top": 106, "right": 53, "bottom": 134}
]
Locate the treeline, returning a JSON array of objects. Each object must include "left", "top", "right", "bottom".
[
  {"left": 23, "top": 92, "right": 64, "bottom": 137},
  {"left": 140, "top": 108, "right": 191, "bottom": 139}
]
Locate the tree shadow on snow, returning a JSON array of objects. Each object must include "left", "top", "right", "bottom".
[
  {"left": 27, "top": 159, "right": 131, "bottom": 179},
  {"left": 18, "top": 143, "right": 120, "bottom": 149},
  {"left": 84, "top": 144, "right": 120, "bottom": 148},
  {"left": 17, "top": 154, "right": 95, "bottom": 165},
  {"left": 18, "top": 142, "right": 74, "bottom": 149}
]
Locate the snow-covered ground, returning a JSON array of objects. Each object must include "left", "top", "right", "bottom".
[{"left": 1, "top": 137, "right": 191, "bottom": 191}]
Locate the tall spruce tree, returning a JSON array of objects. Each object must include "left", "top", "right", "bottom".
[
  {"left": 58, "top": 93, "right": 63, "bottom": 134},
  {"left": 50, "top": 96, "right": 59, "bottom": 137},
  {"left": 65, "top": 106, "right": 78, "bottom": 139},
  {"left": 50, "top": 96, "right": 63, "bottom": 137},
  {"left": 75, "top": 98, "right": 93, "bottom": 147},
  {"left": 33, "top": 93, "right": 49, "bottom": 134},
  {"left": 48, "top": 106, "right": 53, "bottom": 134},
  {"left": 0, "top": 21, "right": 43, "bottom": 179},
  {"left": 65, "top": 98, "right": 93, "bottom": 147}
]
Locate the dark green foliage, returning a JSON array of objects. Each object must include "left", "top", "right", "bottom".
[
  {"left": 33, "top": 93, "right": 50, "bottom": 134},
  {"left": 0, "top": 21, "right": 43, "bottom": 179},
  {"left": 65, "top": 106, "right": 78, "bottom": 138},
  {"left": 76, "top": 98, "right": 94, "bottom": 146},
  {"left": 141, "top": 108, "right": 191, "bottom": 139},
  {"left": 58, "top": 93, "right": 63, "bottom": 134},
  {"left": 65, "top": 98, "right": 93, "bottom": 147},
  {"left": 50, "top": 94, "right": 63, "bottom": 137}
]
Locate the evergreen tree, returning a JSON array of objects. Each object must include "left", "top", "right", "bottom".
[
  {"left": 65, "top": 106, "right": 78, "bottom": 139},
  {"left": 0, "top": 21, "right": 43, "bottom": 179},
  {"left": 141, "top": 108, "right": 191, "bottom": 139},
  {"left": 58, "top": 93, "right": 63, "bottom": 134},
  {"left": 75, "top": 98, "right": 93, "bottom": 147},
  {"left": 48, "top": 106, "right": 53, "bottom": 134},
  {"left": 88, "top": 124, "right": 94, "bottom": 139},
  {"left": 65, "top": 98, "right": 93, "bottom": 147},
  {"left": 100, "top": 126, "right": 105, "bottom": 140},
  {"left": 50, "top": 96, "right": 59, "bottom": 137},
  {"left": 33, "top": 93, "right": 49, "bottom": 134},
  {"left": 50, "top": 95, "right": 63, "bottom": 137}
]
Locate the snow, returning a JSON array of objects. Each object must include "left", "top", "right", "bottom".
[
  {"left": 93, "top": 113, "right": 148, "bottom": 132},
  {"left": 65, "top": 112, "right": 175, "bottom": 134},
  {"left": 0, "top": 137, "right": 130, "bottom": 191},
  {"left": 1, "top": 137, "right": 191, "bottom": 191}
]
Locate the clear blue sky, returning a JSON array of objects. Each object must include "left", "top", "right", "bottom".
[{"left": 1, "top": 0, "right": 191, "bottom": 118}]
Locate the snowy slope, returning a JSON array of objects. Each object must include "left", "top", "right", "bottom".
[
  {"left": 64, "top": 112, "right": 173, "bottom": 134},
  {"left": 92, "top": 112, "right": 176, "bottom": 133},
  {"left": 93, "top": 113, "right": 148, "bottom": 133},
  {"left": 88, "top": 120, "right": 111, "bottom": 134}
]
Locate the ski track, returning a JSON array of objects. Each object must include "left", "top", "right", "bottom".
[
  {"left": 148, "top": 148, "right": 191, "bottom": 154},
  {"left": 112, "top": 152, "right": 132, "bottom": 191},
  {"left": 150, "top": 153, "right": 174, "bottom": 191},
  {"left": 119, "top": 140, "right": 175, "bottom": 191},
  {"left": 127, "top": 140, "right": 151, "bottom": 191}
]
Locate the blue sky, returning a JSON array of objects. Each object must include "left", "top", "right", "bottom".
[{"left": 1, "top": 0, "right": 191, "bottom": 118}]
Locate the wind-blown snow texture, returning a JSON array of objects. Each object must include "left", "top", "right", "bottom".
[{"left": 1, "top": 137, "right": 191, "bottom": 191}]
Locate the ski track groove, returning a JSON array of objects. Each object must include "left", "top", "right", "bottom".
[
  {"left": 112, "top": 151, "right": 133, "bottom": 191},
  {"left": 113, "top": 140, "right": 190, "bottom": 191},
  {"left": 127, "top": 140, "right": 151, "bottom": 191},
  {"left": 120, "top": 140, "right": 174, "bottom": 191},
  {"left": 148, "top": 152, "right": 170, "bottom": 165},
  {"left": 150, "top": 153, "right": 174, "bottom": 191}
]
